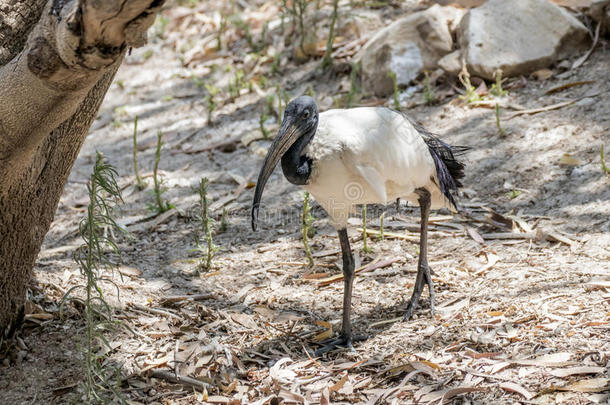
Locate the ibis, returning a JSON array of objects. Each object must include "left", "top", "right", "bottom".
[{"left": 252, "top": 96, "right": 467, "bottom": 353}]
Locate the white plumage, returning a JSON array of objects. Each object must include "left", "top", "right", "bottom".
[{"left": 304, "top": 107, "right": 450, "bottom": 227}]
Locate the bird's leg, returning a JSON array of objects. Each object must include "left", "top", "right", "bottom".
[
  {"left": 403, "top": 188, "right": 435, "bottom": 320},
  {"left": 314, "top": 228, "right": 356, "bottom": 355}
]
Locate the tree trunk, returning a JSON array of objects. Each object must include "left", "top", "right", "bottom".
[{"left": 0, "top": 0, "right": 165, "bottom": 342}]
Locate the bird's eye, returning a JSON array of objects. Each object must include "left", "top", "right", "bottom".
[{"left": 303, "top": 110, "right": 310, "bottom": 119}]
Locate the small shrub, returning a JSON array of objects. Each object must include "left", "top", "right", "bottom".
[{"left": 149, "top": 132, "right": 174, "bottom": 214}]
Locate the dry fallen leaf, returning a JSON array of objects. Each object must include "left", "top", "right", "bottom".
[
  {"left": 438, "top": 297, "right": 470, "bottom": 319},
  {"left": 550, "top": 366, "right": 606, "bottom": 378},
  {"left": 466, "top": 226, "right": 485, "bottom": 244},
  {"left": 329, "top": 372, "right": 349, "bottom": 393},
  {"left": 532, "top": 68, "right": 554, "bottom": 81},
  {"left": 486, "top": 311, "right": 504, "bottom": 317},
  {"left": 118, "top": 265, "right": 143, "bottom": 278},
  {"left": 230, "top": 313, "right": 259, "bottom": 330},
  {"left": 553, "top": 378, "right": 610, "bottom": 393},
  {"left": 500, "top": 382, "right": 534, "bottom": 400},
  {"left": 441, "top": 386, "right": 486, "bottom": 404},
  {"left": 278, "top": 388, "right": 305, "bottom": 403},
  {"left": 558, "top": 153, "right": 582, "bottom": 166},
  {"left": 206, "top": 395, "right": 232, "bottom": 404},
  {"left": 320, "top": 386, "right": 331, "bottom": 405},
  {"left": 511, "top": 352, "right": 575, "bottom": 367},
  {"left": 312, "top": 320, "right": 333, "bottom": 342},
  {"left": 269, "top": 358, "right": 297, "bottom": 385}
]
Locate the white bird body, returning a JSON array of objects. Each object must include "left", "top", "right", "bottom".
[
  {"left": 252, "top": 96, "right": 467, "bottom": 353},
  {"left": 303, "top": 107, "right": 449, "bottom": 227}
]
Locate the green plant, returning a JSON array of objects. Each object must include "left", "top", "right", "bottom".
[
  {"left": 276, "top": 84, "right": 285, "bottom": 119},
  {"left": 601, "top": 145, "right": 610, "bottom": 174},
  {"left": 195, "top": 178, "right": 218, "bottom": 271},
  {"left": 219, "top": 208, "right": 229, "bottom": 233},
  {"left": 259, "top": 105, "right": 270, "bottom": 139},
  {"left": 204, "top": 84, "right": 220, "bottom": 124},
  {"left": 302, "top": 192, "right": 315, "bottom": 267},
  {"left": 423, "top": 71, "right": 437, "bottom": 105},
  {"left": 388, "top": 70, "right": 400, "bottom": 110},
  {"left": 216, "top": 15, "right": 226, "bottom": 51},
  {"left": 178, "top": 0, "right": 201, "bottom": 7},
  {"left": 261, "top": 22, "right": 269, "bottom": 50},
  {"left": 228, "top": 69, "right": 246, "bottom": 100},
  {"left": 322, "top": 0, "right": 340, "bottom": 69},
  {"left": 113, "top": 106, "right": 127, "bottom": 128},
  {"left": 132, "top": 117, "right": 146, "bottom": 190},
  {"left": 305, "top": 85, "right": 316, "bottom": 98},
  {"left": 62, "top": 152, "right": 126, "bottom": 404},
  {"left": 153, "top": 15, "right": 170, "bottom": 39},
  {"left": 191, "top": 75, "right": 205, "bottom": 88},
  {"left": 282, "top": 0, "right": 310, "bottom": 54},
  {"left": 346, "top": 62, "right": 361, "bottom": 107},
  {"left": 272, "top": 52, "right": 281, "bottom": 75},
  {"left": 149, "top": 132, "right": 174, "bottom": 214},
  {"left": 265, "top": 94, "right": 277, "bottom": 118},
  {"left": 259, "top": 75, "right": 268, "bottom": 89},
  {"left": 505, "top": 189, "right": 521, "bottom": 199},
  {"left": 243, "top": 22, "right": 257, "bottom": 52},
  {"left": 458, "top": 66, "right": 483, "bottom": 104},
  {"left": 490, "top": 69, "right": 507, "bottom": 97},
  {"left": 495, "top": 103, "right": 506, "bottom": 136},
  {"left": 361, "top": 205, "right": 372, "bottom": 253},
  {"left": 295, "top": 0, "right": 310, "bottom": 55}
]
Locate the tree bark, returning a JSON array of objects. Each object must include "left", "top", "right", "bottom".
[{"left": 0, "top": 0, "right": 165, "bottom": 342}]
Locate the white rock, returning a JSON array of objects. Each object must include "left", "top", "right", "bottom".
[
  {"left": 438, "top": 50, "right": 462, "bottom": 75},
  {"left": 459, "top": 0, "right": 590, "bottom": 80},
  {"left": 358, "top": 5, "right": 465, "bottom": 96}
]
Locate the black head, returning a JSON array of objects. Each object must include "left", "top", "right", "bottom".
[
  {"left": 283, "top": 95, "right": 318, "bottom": 126},
  {"left": 251, "top": 96, "right": 319, "bottom": 231}
]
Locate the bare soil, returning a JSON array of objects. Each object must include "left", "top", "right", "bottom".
[{"left": 1, "top": 1, "right": 609, "bottom": 404}]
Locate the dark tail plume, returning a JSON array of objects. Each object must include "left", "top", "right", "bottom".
[
  {"left": 391, "top": 109, "right": 469, "bottom": 209},
  {"left": 423, "top": 134, "right": 468, "bottom": 209}
]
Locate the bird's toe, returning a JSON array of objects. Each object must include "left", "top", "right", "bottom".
[{"left": 313, "top": 333, "right": 365, "bottom": 356}]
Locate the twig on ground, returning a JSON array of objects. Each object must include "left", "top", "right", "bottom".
[
  {"left": 572, "top": 21, "right": 601, "bottom": 70},
  {"left": 316, "top": 257, "right": 401, "bottom": 287},
  {"left": 159, "top": 294, "right": 215, "bottom": 306},
  {"left": 130, "top": 304, "right": 182, "bottom": 321},
  {"left": 507, "top": 93, "right": 600, "bottom": 119},
  {"left": 148, "top": 370, "right": 212, "bottom": 390}
]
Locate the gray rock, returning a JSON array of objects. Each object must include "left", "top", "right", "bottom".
[
  {"left": 438, "top": 50, "right": 462, "bottom": 75},
  {"left": 588, "top": 0, "right": 610, "bottom": 35},
  {"left": 358, "top": 5, "right": 465, "bottom": 96},
  {"left": 459, "top": 0, "right": 590, "bottom": 80}
]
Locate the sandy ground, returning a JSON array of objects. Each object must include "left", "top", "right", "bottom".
[{"left": 1, "top": 1, "right": 609, "bottom": 404}]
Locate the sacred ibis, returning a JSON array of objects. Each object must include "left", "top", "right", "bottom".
[{"left": 252, "top": 96, "right": 467, "bottom": 353}]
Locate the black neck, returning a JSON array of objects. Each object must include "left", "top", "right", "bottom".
[{"left": 281, "top": 133, "right": 313, "bottom": 186}]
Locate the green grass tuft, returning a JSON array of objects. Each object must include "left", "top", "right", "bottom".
[{"left": 302, "top": 192, "right": 315, "bottom": 267}]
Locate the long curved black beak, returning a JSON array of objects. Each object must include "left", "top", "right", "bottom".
[{"left": 251, "top": 116, "right": 300, "bottom": 231}]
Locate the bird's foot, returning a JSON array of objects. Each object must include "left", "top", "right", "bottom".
[
  {"left": 403, "top": 261, "right": 436, "bottom": 321},
  {"left": 403, "top": 294, "right": 436, "bottom": 321},
  {"left": 312, "top": 333, "right": 366, "bottom": 356},
  {"left": 403, "top": 276, "right": 435, "bottom": 321}
]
